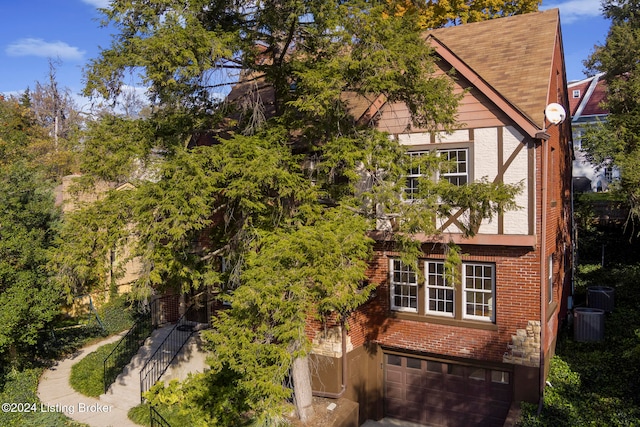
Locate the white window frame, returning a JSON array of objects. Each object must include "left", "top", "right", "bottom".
[
  {"left": 404, "top": 150, "right": 429, "bottom": 200},
  {"left": 425, "top": 260, "right": 455, "bottom": 318},
  {"left": 572, "top": 89, "right": 580, "bottom": 98},
  {"left": 403, "top": 147, "right": 469, "bottom": 200},
  {"left": 462, "top": 263, "right": 495, "bottom": 322},
  {"left": 438, "top": 148, "right": 469, "bottom": 186},
  {"left": 389, "top": 259, "right": 418, "bottom": 313}
]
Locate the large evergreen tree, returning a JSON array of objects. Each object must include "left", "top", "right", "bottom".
[
  {"left": 584, "top": 0, "right": 640, "bottom": 226},
  {"left": 0, "top": 97, "right": 62, "bottom": 365},
  {"left": 57, "top": 0, "right": 532, "bottom": 423}
]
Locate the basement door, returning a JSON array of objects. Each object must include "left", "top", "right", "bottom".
[{"left": 384, "top": 354, "right": 512, "bottom": 427}]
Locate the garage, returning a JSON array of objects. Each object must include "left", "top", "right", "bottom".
[{"left": 384, "top": 353, "right": 512, "bottom": 427}]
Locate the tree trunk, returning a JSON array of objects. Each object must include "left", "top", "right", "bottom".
[{"left": 292, "top": 354, "right": 315, "bottom": 422}]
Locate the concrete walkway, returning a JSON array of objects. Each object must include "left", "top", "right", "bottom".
[{"left": 38, "top": 325, "right": 208, "bottom": 427}]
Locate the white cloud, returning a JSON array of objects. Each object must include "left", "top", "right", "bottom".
[
  {"left": 81, "top": 0, "right": 111, "bottom": 7},
  {"left": 5, "top": 38, "right": 85, "bottom": 61},
  {"left": 542, "top": 0, "right": 603, "bottom": 24}
]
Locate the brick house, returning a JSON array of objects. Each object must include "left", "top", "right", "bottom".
[{"left": 306, "top": 9, "right": 573, "bottom": 426}]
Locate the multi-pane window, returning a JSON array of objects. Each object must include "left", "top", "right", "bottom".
[
  {"left": 425, "top": 261, "right": 454, "bottom": 317},
  {"left": 440, "top": 148, "right": 468, "bottom": 186},
  {"left": 404, "top": 151, "right": 428, "bottom": 200},
  {"left": 463, "top": 263, "right": 495, "bottom": 321},
  {"left": 604, "top": 166, "right": 613, "bottom": 183},
  {"left": 391, "top": 259, "right": 495, "bottom": 323},
  {"left": 390, "top": 259, "right": 418, "bottom": 312},
  {"left": 404, "top": 148, "right": 469, "bottom": 199}
]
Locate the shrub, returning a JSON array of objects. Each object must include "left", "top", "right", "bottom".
[{"left": 89, "top": 294, "right": 137, "bottom": 335}]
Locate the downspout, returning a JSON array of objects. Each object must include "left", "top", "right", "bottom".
[
  {"left": 570, "top": 128, "right": 576, "bottom": 313},
  {"left": 536, "top": 132, "right": 549, "bottom": 416},
  {"left": 535, "top": 100, "right": 567, "bottom": 415},
  {"left": 312, "top": 322, "right": 348, "bottom": 399}
]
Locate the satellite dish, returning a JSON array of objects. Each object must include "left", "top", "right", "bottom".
[{"left": 544, "top": 103, "right": 566, "bottom": 125}]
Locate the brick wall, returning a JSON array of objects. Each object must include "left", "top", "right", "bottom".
[{"left": 307, "top": 241, "right": 544, "bottom": 365}]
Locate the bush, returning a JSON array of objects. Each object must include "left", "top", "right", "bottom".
[
  {"left": 128, "top": 402, "right": 192, "bottom": 427},
  {"left": 90, "top": 294, "right": 137, "bottom": 335}
]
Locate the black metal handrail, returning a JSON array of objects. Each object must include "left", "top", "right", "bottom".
[
  {"left": 102, "top": 302, "right": 153, "bottom": 394},
  {"left": 139, "top": 304, "right": 196, "bottom": 401},
  {"left": 150, "top": 405, "right": 172, "bottom": 427}
]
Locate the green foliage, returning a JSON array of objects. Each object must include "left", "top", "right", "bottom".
[
  {"left": 519, "top": 355, "right": 640, "bottom": 426},
  {"left": 0, "top": 368, "right": 87, "bottom": 427},
  {"left": 519, "top": 259, "right": 640, "bottom": 426},
  {"left": 70, "top": 0, "right": 532, "bottom": 422},
  {"left": 52, "top": 186, "right": 136, "bottom": 299},
  {"left": 0, "top": 161, "right": 62, "bottom": 363},
  {"left": 93, "top": 294, "right": 137, "bottom": 334},
  {"left": 200, "top": 207, "right": 373, "bottom": 423},
  {"left": 79, "top": 115, "right": 155, "bottom": 183},
  {"left": 385, "top": 0, "right": 540, "bottom": 29},
  {"left": 585, "top": 0, "right": 640, "bottom": 227},
  {"left": 127, "top": 403, "right": 152, "bottom": 426},
  {"left": 69, "top": 341, "right": 118, "bottom": 398},
  {"left": 142, "top": 370, "right": 255, "bottom": 427}
]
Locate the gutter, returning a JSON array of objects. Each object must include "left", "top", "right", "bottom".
[{"left": 312, "top": 322, "right": 348, "bottom": 399}]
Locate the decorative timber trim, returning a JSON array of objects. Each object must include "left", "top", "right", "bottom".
[{"left": 425, "top": 36, "right": 541, "bottom": 139}]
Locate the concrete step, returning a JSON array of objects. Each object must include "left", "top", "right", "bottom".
[{"left": 99, "top": 324, "right": 208, "bottom": 410}]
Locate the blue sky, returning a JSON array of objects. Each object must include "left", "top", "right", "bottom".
[{"left": 1, "top": 0, "right": 610, "bottom": 106}]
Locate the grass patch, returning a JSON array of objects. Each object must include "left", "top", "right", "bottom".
[
  {"left": 0, "top": 368, "right": 87, "bottom": 427},
  {"left": 69, "top": 341, "right": 119, "bottom": 398}
]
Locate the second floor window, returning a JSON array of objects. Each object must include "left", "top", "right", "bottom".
[
  {"left": 405, "top": 151, "right": 428, "bottom": 200},
  {"left": 605, "top": 166, "right": 613, "bottom": 182},
  {"left": 404, "top": 148, "right": 469, "bottom": 200},
  {"left": 440, "top": 148, "right": 468, "bottom": 186}
]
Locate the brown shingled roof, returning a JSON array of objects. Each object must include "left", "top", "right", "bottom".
[{"left": 426, "top": 9, "right": 561, "bottom": 128}]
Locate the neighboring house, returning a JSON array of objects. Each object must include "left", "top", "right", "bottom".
[
  {"left": 56, "top": 175, "right": 143, "bottom": 297},
  {"left": 304, "top": 9, "right": 572, "bottom": 426},
  {"left": 569, "top": 73, "right": 618, "bottom": 192}
]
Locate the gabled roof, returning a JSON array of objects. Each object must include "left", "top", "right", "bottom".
[
  {"left": 568, "top": 73, "right": 608, "bottom": 120},
  {"left": 426, "top": 9, "right": 562, "bottom": 131},
  {"left": 222, "top": 9, "right": 565, "bottom": 138}
]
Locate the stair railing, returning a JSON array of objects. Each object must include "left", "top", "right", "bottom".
[
  {"left": 102, "top": 301, "right": 154, "bottom": 394},
  {"left": 150, "top": 405, "right": 172, "bottom": 427},
  {"left": 139, "top": 304, "right": 196, "bottom": 401}
]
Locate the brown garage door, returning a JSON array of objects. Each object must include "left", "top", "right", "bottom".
[{"left": 384, "top": 354, "right": 512, "bottom": 427}]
